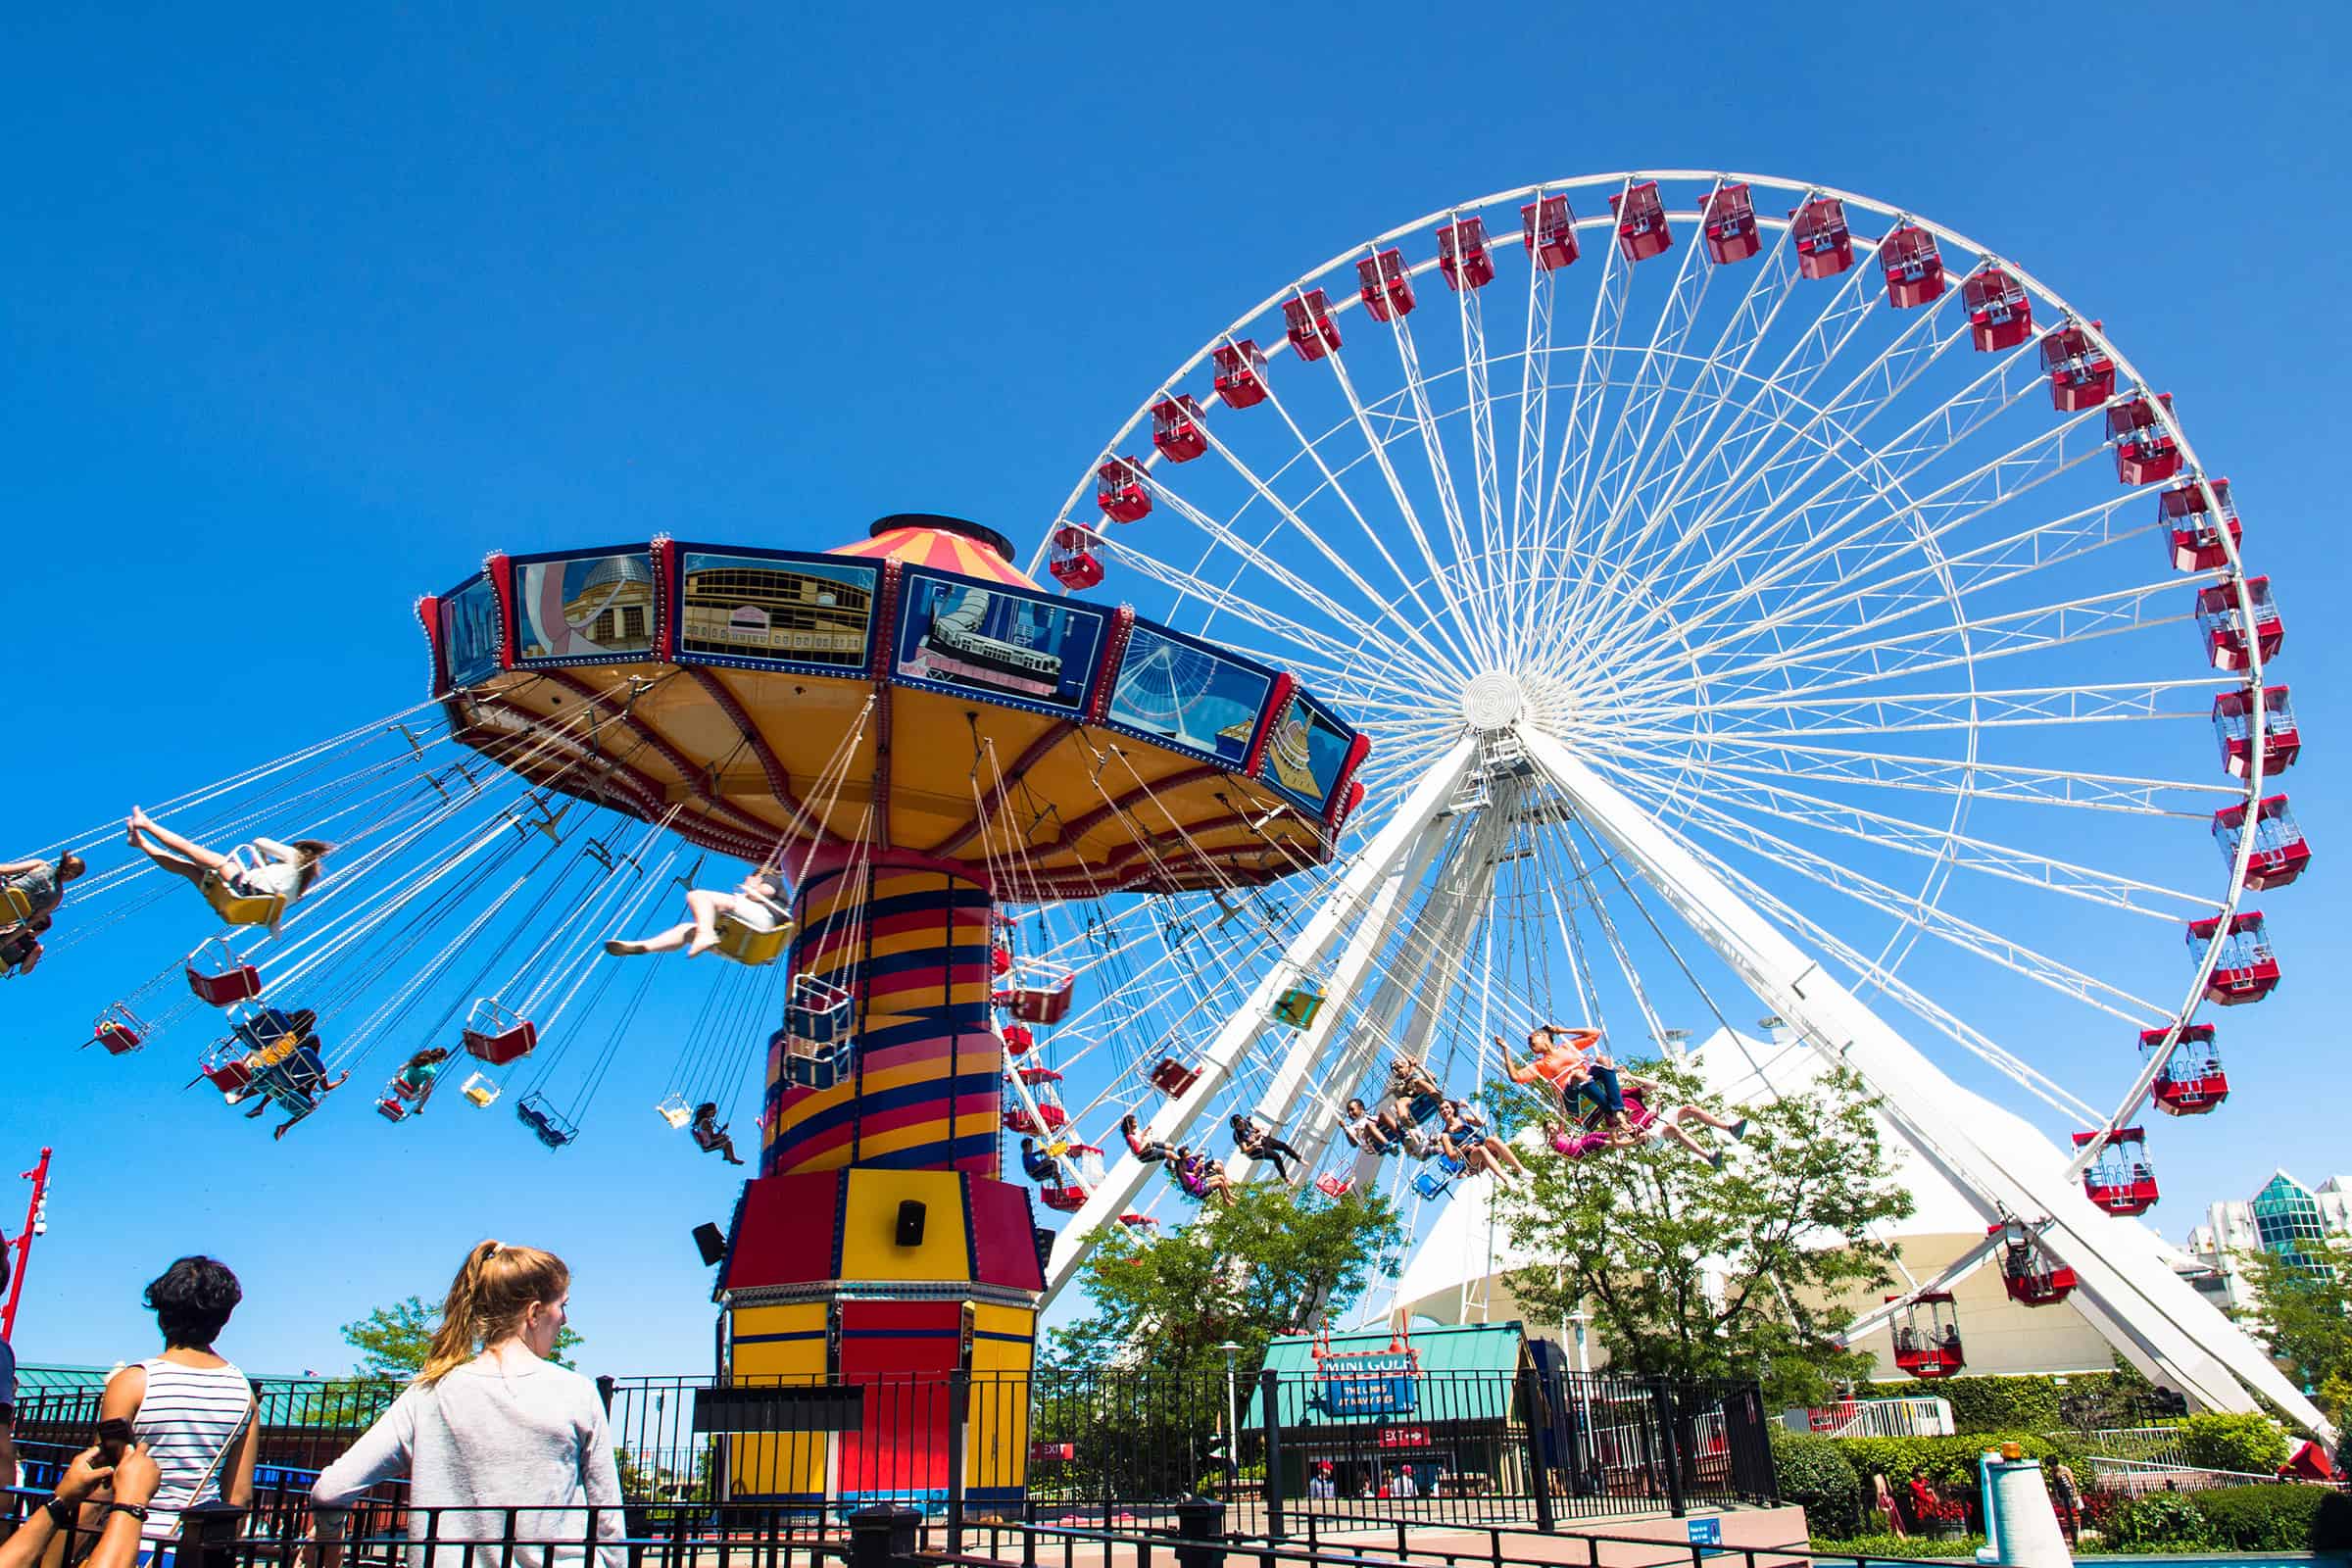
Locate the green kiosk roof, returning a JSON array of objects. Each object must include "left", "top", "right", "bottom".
[{"left": 1245, "top": 1321, "right": 1529, "bottom": 1429}]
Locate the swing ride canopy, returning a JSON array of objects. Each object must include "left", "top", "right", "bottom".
[{"left": 416, "top": 514, "right": 1370, "bottom": 896}]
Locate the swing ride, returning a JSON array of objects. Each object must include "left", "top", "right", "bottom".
[{"left": 0, "top": 170, "right": 2329, "bottom": 1447}]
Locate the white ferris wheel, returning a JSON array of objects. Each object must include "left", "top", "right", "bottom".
[{"left": 985, "top": 171, "right": 2319, "bottom": 1435}]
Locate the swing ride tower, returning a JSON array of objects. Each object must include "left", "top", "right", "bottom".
[{"left": 412, "top": 514, "right": 1373, "bottom": 1503}]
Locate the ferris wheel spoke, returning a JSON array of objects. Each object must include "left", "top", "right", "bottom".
[
  {"left": 1607, "top": 760, "right": 2174, "bottom": 1020},
  {"left": 1504, "top": 214, "right": 1563, "bottom": 662},
  {"left": 1538, "top": 236, "right": 1808, "bottom": 636},
  {"left": 1592, "top": 746, "right": 2212, "bottom": 916},
  {"left": 1592, "top": 312, "right": 2003, "bottom": 662},
  {"left": 1133, "top": 459, "right": 1472, "bottom": 684},
  {"left": 1642, "top": 576, "right": 2191, "bottom": 713},
  {"left": 1553, "top": 277, "right": 1900, "bottom": 650},
  {"left": 1666, "top": 486, "right": 2153, "bottom": 675},
  {"left": 1540, "top": 220, "right": 1634, "bottom": 576},
  {"left": 1533, "top": 217, "right": 1718, "bottom": 632},
  {"left": 1592, "top": 728, "right": 2233, "bottom": 816},
  {"left": 1677, "top": 677, "right": 2232, "bottom": 735},
  {"left": 1548, "top": 809, "right": 1672, "bottom": 1052},
  {"left": 1631, "top": 371, "right": 2103, "bottom": 662},
  {"left": 1385, "top": 311, "right": 1492, "bottom": 632},
  {"left": 1683, "top": 833, "right": 2112, "bottom": 1127}
]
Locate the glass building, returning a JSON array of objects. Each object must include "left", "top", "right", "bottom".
[{"left": 2249, "top": 1173, "right": 2336, "bottom": 1279}]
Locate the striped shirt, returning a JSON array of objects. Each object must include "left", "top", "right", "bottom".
[{"left": 120, "top": 1357, "right": 251, "bottom": 1541}]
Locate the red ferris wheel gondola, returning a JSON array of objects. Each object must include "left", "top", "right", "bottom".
[
  {"left": 2196, "top": 577, "right": 2283, "bottom": 672},
  {"left": 2212, "top": 685, "right": 2298, "bottom": 780},
  {"left": 1609, "top": 181, "right": 1673, "bottom": 263},
  {"left": 1356, "top": 248, "right": 1415, "bottom": 321},
  {"left": 1520, "top": 194, "right": 1580, "bottom": 270},
  {"left": 1436, "top": 218, "right": 1495, "bottom": 292},
  {"left": 1698, "top": 182, "right": 1760, "bottom": 265},
  {"left": 2074, "top": 1128, "right": 2159, "bottom": 1216},
  {"left": 1151, "top": 396, "right": 1208, "bottom": 465},
  {"left": 2038, "top": 320, "right": 2116, "bottom": 412},
  {"left": 1789, "top": 196, "right": 1853, "bottom": 279},
  {"left": 1887, "top": 1291, "right": 1964, "bottom": 1379},
  {"left": 2108, "top": 393, "right": 2181, "bottom": 486},
  {"left": 1962, "top": 267, "right": 2033, "bottom": 351},
  {"left": 2212, "top": 795, "right": 2310, "bottom": 891},
  {"left": 2161, "top": 477, "right": 2241, "bottom": 573},
  {"left": 2187, "top": 911, "right": 2279, "bottom": 1005},
  {"left": 1878, "top": 225, "right": 1945, "bottom": 309},
  {"left": 2139, "top": 1024, "right": 2228, "bottom": 1116},
  {"left": 1988, "top": 1220, "right": 2078, "bottom": 1307}
]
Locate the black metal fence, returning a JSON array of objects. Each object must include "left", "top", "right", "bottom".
[{"left": 6, "top": 1365, "right": 1774, "bottom": 1531}]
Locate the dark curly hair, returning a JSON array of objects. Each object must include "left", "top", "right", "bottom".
[{"left": 144, "top": 1255, "right": 242, "bottom": 1348}]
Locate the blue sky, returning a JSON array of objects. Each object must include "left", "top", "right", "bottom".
[{"left": 5, "top": 1, "right": 2349, "bottom": 1377}]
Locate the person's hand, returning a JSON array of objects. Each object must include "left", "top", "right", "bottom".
[
  {"left": 110, "top": 1446, "right": 161, "bottom": 1507},
  {"left": 54, "top": 1446, "right": 116, "bottom": 1504}
]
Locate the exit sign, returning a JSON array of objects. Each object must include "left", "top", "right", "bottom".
[{"left": 1377, "top": 1426, "right": 1431, "bottom": 1448}]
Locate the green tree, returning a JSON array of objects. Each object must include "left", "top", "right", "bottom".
[
  {"left": 2238, "top": 1237, "right": 2352, "bottom": 1433},
  {"left": 1047, "top": 1182, "right": 1404, "bottom": 1384},
  {"left": 1493, "top": 1063, "right": 1915, "bottom": 1409},
  {"left": 343, "top": 1294, "right": 583, "bottom": 1376}
]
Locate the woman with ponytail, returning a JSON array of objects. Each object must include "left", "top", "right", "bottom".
[{"left": 310, "top": 1242, "right": 622, "bottom": 1568}]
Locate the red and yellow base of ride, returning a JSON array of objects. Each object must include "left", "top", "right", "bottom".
[{"left": 717, "top": 848, "right": 1040, "bottom": 1508}]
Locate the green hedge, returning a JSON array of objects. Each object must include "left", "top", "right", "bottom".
[
  {"left": 2176, "top": 1410, "right": 2291, "bottom": 1474},
  {"left": 1771, "top": 1429, "right": 1864, "bottom": 1538},
  {"left": 2184, "top": 1483, "right": 2339, "bottom": 1549},
  {"left": 1909, "top": 1371, "right": 2141, "bottom": 1434},
  {"left": 1805, "top": 1534, "right": 1984, "bottom": 1560}
]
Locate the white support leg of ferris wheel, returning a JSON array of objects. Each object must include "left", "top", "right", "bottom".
[
  {"left": 1226, "top": 819, "right": 1454, "bottom": 1185},
  {"left": 1041, "top": 734, "right": 1482, "bottom": 1302},
  {"left": 1516, "top": 723, "right": 2332, "bottom": 1441}
]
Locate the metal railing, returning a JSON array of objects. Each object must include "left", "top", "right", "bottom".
[
  {"left": 1784, "top": 1397, "right": 1953, "bottom": 1439},
  {"left": 8, "top": 1366, "right": 1775, "bottom": 1529}
]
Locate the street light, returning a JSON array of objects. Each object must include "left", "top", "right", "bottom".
[{"left": 1218, "top": 1341, "right": 1245, "bottom": 1501}]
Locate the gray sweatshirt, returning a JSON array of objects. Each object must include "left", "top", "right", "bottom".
[{"left": 312, "top": 1354, "right": 625, "bottom": 1568}]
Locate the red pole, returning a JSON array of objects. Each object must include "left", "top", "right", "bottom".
[{"left": 2, "top": 1148, "right": 51, "bottom": 1342}]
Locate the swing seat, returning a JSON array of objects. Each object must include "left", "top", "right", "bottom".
[
  {"left": 1119, "top": 1212, "right": 1157, "bottom": 1229},
  {"left": 462, "top": 999, "right": 538, "bottom": 1065},
  {"left": 1314, "top": 1174, "right": 1353, "bottom": 1198},
  {"left": 1151, "top": 1057, "right": 1199, "bottom": 1096},
  {"left": 184, "top": 938, "right": 263, "bottom": 1006},
  {"left": 1269, "top": 985, "right": 1324, "bottom": 1030},
  {"left": 1039, "top": 1185, "right": 1087, "bottom": 1212},
  {"left": 712, "top": 912, "right": 792, "bottom": 966},
  {"left": 460, "top": 1071, "right": 502, "bottom": 1108},
  {"left": 514, "top": 1093, "right": 577, "bottom": 1150},
  {"left": 1, "top": 884, "right": 33, "bottom": 922},
  {"left": 775, "top": 1027, "right": 855, "bottom": 1090},
  {"left": 1001, "top": 1023, "right": 1037, "bottom": 1057},
  {"left": 1435, "top": 1153, "right": 1467, "bottom": 1177},
  {"left": 93, "top": 1007, "right": 144, "bottom": 1055},
  {"left": 375, "top": 1096, "right": 410, "bottom": 1123},
  {"left": 656, "top": 1095, "right": 693, "bottom": 1130},
  {"left": 785, "top": 976, "right": 856, "bottom": 1044},
  {"left": 198, "top": 855, "right": 286, "bottom": 928},
  {"left": 1411, "top": 1172, "right": 1450, "bottom": 1201},
  {"left": 1407, "top": 1093, "right": 1444, "bottom": 1125},
  {"left": 201, "top": 1048, "right": 254, "bottom": 1094},
  {"left": 997, "top": 964, "right": 1075, "bottom": 1025}
]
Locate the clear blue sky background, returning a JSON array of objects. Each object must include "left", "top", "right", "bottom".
[{"left": 4, "top": 2, "right": 2348, "bottom": 1379}]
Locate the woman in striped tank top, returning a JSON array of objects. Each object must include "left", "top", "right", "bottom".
[{"left": 96, "top": 1256, "right": 258, "bottom": 1554}]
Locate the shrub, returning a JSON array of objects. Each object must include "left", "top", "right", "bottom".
[
  {"left": 2176, "top": 1409, "right": 2290, "bottom": 1474},
  {"left": 1923, "top": 1369, "right": 2147, "bottom": 1434},
  {"left": 1773, "top": 1430, "right": 1864, "bottom": 1538},
  {"left": 1805, "top": 1534, "right": 1985, "bottom": 1560},
  {"left": 2318, "top": 1489, "right": 2352, "bottom": 1553},
  {"left": 2188, "top": 1483, "right": 2332, "bottom": 1549},
  {"left": 2108, "top": 1490, "right": 2211, "bottom": 1550}
]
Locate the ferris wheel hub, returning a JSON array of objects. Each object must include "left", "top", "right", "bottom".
[{"left": 1460, "top": 670, "right": 1528, "bottom": 732}]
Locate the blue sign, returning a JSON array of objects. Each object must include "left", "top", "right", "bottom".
[{"left": 1687, "top": 1518, "right": 1722, "bottom": 1546}]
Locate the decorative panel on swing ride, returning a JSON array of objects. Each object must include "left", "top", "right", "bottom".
[
  {"left": 671, "top": 547, "right": 879, "bottom": 673},
  {"left": 508, "top": 546, "right": 660, "bottom": 667}
]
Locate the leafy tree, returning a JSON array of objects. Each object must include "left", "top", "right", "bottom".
[
  {"left": 343, "top": 1294, "right": 583, "bottom": 1376},
  {"left": 2237, "top": 1237, "right": 2352, "bottom": 1437},
  {"left": 1047, "top": 1182, "right": 1404, "bottom": 1384},
  {"left": 2177, "top": 1411, "right": 2290, "bottom": 1476},
  {"left": 1492, "top": 1062, "right": 1915, "bottom": 1409}
]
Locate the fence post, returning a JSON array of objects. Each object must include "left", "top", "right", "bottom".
[
  {"left": 1257, "top": 1369, "right": 1286, "bottom": 1541},
  {"left": 1649, "top": 1379, "right": 1688, "bottom": 1518},
  {"left": 596, "top": 1374, "right": 616, "bottom": 1413},
  {"left": 947, "top": 1371, "right": 970, "bottom": 1552},
  {"left": 849, "top": 1504, "right": 920, "bottom": 1568},
  {"left": 1519, "top": 1367, "right": 1555, "bottom": 1534},
  {"left": 1174, "top": 1494, "right": 1228, "bottom": 1568}
]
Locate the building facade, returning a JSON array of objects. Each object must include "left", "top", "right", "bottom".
[{"left": 2181, "top": 1172, "right": 2351, "bottom": 1313}]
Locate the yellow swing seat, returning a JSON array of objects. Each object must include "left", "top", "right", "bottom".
[
  {"left": 655, "top": 1094, "right": 693, "bottom": 1130},
  {"left": 712, "top": 912, "right": 793, "bottom": 966},
  {"left": 199, "top": 848, "right": 287, "bottom": 928},
  {"left": 461, "top": 1071, "right": 502, "bottom": 1108},
  {"left": 1, "top": 884, "right": 33, "bottom": 923}
]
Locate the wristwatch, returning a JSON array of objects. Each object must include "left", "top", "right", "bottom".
[
  {"left": 107, "top": 1502, "right": 152, "bottom": 1523},
  {"left": 44, "top": 1496, "right": 77, "bottom": 1530}
]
